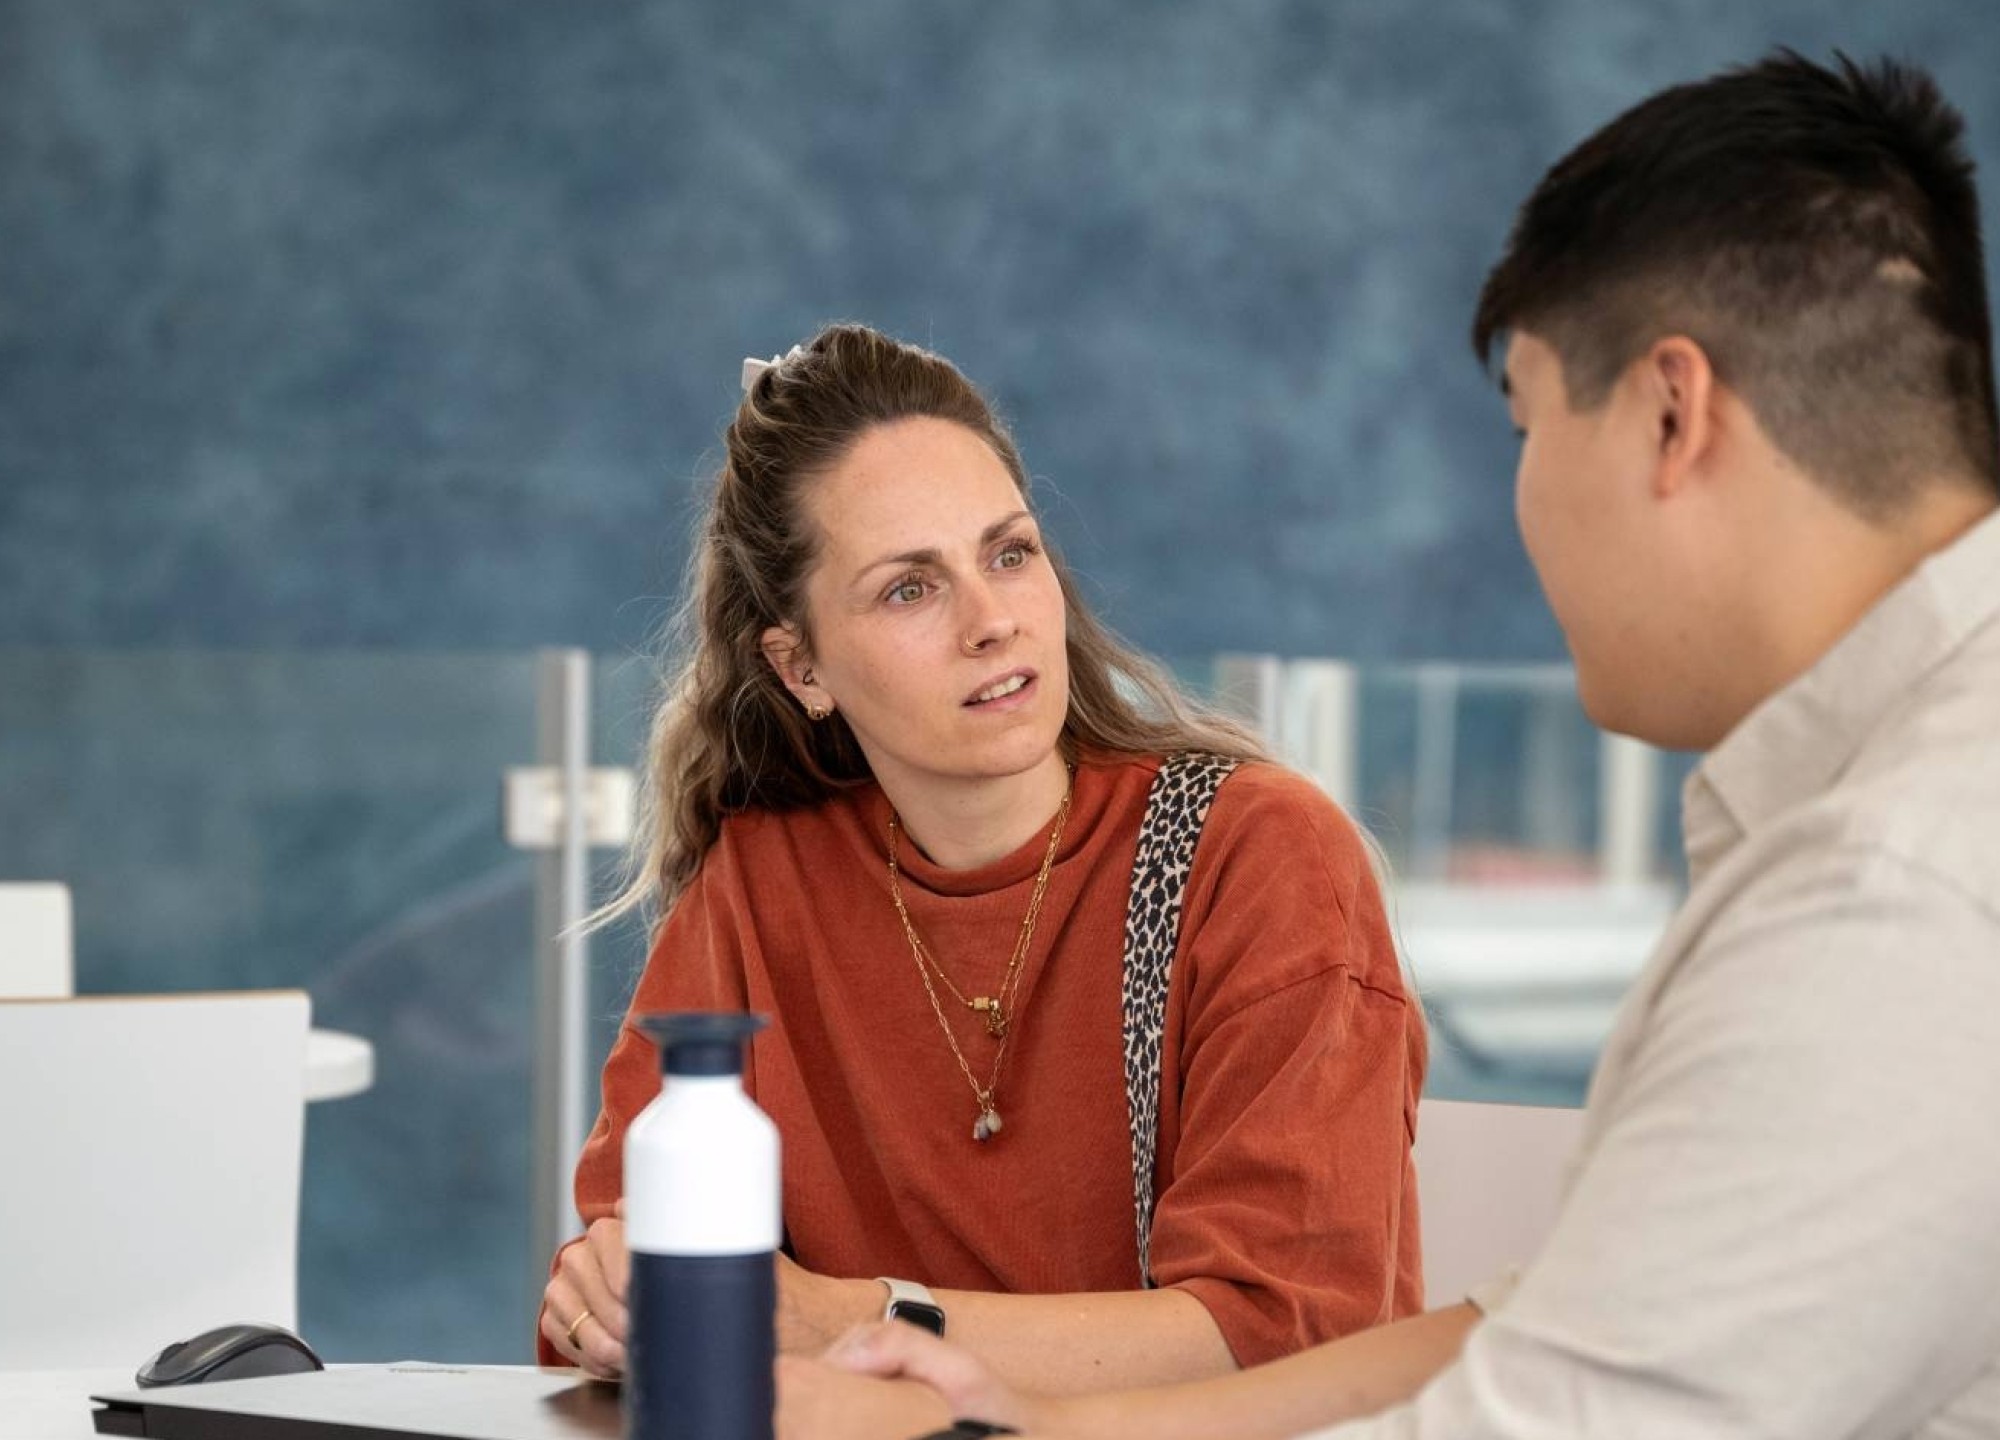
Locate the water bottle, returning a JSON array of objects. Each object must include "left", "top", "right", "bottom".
[{"left": 623, "top": 1012, "right": 779, "bottom": 1440}]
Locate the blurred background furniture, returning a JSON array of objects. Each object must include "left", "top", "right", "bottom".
[
  {"left": 0, "top": 880, "right": 373, "bottom": 1103},
  {"left": 0, "top": 882, "right": 74, "bottom": 999},
  {"left": 303, "top": 1028, "right": 375, "bottom": 1101},
  {"left": 1215, "top": 656, "right": 1678, "bottom": 1094},
  {"left": 1413, "top": 1097, "right": 1585, "bottom": 1306},
  {"left": 0, "top": 992, "right": 309, "bottom": 1369}
]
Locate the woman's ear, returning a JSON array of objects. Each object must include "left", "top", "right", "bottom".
[{"left": 760, "top": 624, "right": 833, "bottom": 717}]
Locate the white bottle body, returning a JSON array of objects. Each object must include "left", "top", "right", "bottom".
[
  {"left": 624, "top": 1074, "right": 781, "bottom": 1256},
  {"left": 623, "top": 1067, "right": 781, "bottom": 1440}
]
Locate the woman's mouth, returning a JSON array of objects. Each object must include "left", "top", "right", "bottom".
[{"left": 966, "top": 671, "right": 1034, "bottom": 706}]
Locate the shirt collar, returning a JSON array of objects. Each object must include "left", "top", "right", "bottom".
[{"left": 1684, "top": 504, "right": 2000, "bottom": 883}]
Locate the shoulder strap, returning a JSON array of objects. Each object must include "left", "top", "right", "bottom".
[{"left": 1120, "top": 751, "right": 1240, "bottom": 1286}]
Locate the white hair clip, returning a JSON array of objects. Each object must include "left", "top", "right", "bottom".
[{"left": 739, "top": 344, "right": 808, "bottom": 394}]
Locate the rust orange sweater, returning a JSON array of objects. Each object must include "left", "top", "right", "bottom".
[{"left": 545, "top": 755, "right": 1425, "bottom": 1367}]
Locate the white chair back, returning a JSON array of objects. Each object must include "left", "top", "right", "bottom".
[
  {"left": 0, "top": 882, "right": 74, "bottom": 997},
  {"left": 0, "top": 991, "right": 310, "bottom": 1369},
  {"left": 1413, "top": 1097, "right": 1584, "bottom": 1306}
]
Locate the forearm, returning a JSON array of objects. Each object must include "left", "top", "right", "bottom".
[
  {"left": 794, "top": 1270, "right": 1235, "bottom": 1393},
  {"left": 933, "top": 1283, "right": 1237, "bottom": 1394},
  {"left": 1044, "top": 1303, "right": 1479, "bottom": 1440}
]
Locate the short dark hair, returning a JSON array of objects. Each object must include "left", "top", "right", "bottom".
[{"left": 1474, "top": 50, "right": 2000, "bottom": 514}]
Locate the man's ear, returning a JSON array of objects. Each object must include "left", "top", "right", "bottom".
[
  {"left": 759, "top": 623, "right": 829, "bottom": 713},
  {"left": 1643, "top": 335, "right": 1719, "bottom": 499}
]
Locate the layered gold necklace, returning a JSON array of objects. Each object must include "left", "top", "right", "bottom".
[{"left": 885, "top": 771, "right": 1074, "bottom": 1142}]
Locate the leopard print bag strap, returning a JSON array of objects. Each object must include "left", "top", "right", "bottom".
[{"left": 1120, "top": 750, "right": 1240, "bottom": 1286}]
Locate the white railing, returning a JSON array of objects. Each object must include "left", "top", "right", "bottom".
[{"left": 1210, "top": 653, "right": 1680, "bottom": 1093}]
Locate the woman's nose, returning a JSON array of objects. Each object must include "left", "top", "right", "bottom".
[{"left": 957, "top": 577, "right": 1019, "bottom": 654}]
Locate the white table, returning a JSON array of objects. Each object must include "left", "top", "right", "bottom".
[
  {"left": 306, "top": 1027, "right": 374, "bottom": 1102},
  {"left": 0, "top": 1368, "right": 127, "bottom": 1439}
]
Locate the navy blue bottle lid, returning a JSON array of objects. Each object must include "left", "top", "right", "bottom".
[{"left": 634, "top": 1011, "right": 769, "bottom": 1077}]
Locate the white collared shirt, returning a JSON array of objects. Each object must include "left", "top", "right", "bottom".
[{"left": 1311, "top": 507, "right": 2000, "bottom": 1440}]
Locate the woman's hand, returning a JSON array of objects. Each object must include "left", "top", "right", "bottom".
[
  {"left": 541, "top": 1204, "right": 631, "bottom": 1378},
  {"left": 544, "top": 1221, "right": 879, "bottom": 1375}
]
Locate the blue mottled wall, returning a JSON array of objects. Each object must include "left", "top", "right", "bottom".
[
  {"left": 7, "top": 0, "right": 2000, "bottom": 1365},
  {"left": 12, "top": 0, "right": 1997, "bottom": 660}
]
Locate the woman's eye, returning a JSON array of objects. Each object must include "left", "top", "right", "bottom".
[
  {"left": 995, "top": 539, "right": 1036, "bottom": 569},
  {"left": 888, "top": 577, "right": 928, "bottom": 605}
]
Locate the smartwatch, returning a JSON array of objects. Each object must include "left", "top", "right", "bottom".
[{"left": 876, "top": 1276, "right": 947, "bottom": 1336}]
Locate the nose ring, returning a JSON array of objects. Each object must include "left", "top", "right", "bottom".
[{"left": 960, "top": 635, "right": 984, "bottom": 657}]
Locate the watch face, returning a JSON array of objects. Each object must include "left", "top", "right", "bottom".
[{"left": 888, "top": 1300, "right": 946, "bottom": 1336}]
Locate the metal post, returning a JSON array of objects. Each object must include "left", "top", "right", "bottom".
[
  {"left": 1281, "top": 659, "right": 1360, "bottom": 811},
  {"left": 529, "top": 648, "right": 592, "bottom": 1313},
  {"left": 1598, "top": 732, "right": 1660, "bottom": 886}
]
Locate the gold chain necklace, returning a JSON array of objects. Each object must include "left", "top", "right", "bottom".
[{"left": 886, "top": 771, "right": 1074, "bottom": 1142}]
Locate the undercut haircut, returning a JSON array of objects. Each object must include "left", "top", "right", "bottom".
[{"left": 1474, "top": 50, "right": 2000, "bottom": 516}]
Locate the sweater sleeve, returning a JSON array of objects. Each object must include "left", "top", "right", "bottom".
[
  {"left": 534, "top": 852, "right": 752, "bottom": 1365},
  {"left": 1146, "top": 765, "right": 1427, "bottom": 1368}
]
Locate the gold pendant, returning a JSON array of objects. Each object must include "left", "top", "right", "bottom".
[
  {"left": 973, "top": 1108, "right": 1004, "bottom": 1142},
  {"left": 972, "top": 997, "right": 1008, "bottom": 1038}
]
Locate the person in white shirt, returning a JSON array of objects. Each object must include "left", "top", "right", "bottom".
[{"left": 775, "top": 48, "right": 2000, "bottom": 1440}]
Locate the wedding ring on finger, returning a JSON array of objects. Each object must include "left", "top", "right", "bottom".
[{"left": 564, "top": 1308, "right": 594, "bottom": 1348}]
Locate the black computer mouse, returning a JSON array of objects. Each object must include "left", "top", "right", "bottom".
[{"left": 135, "top": 1321, "right": 325, "bottom": 1388}]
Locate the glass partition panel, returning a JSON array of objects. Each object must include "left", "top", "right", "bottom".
[
  {"left": 0, "top": 643, "right": 1692, "bottom": 1358},
  {"left": 0, "top": 647, "right": 544, "bottom": 1362},
  {"left": 585, "top": 652, "right": 662, "bottom": 1112},
  {"left": 1172, "top": 654, "right": 1697, "bottom": 1107}
]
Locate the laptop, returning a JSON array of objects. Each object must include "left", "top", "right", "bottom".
[{"left": 90, "top": 1364, "right": 622, "bottom": 1440}]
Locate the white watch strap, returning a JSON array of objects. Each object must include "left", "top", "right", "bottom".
[{"left": 876, "top": 1276, "right": 940, "bottom": 1318}]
